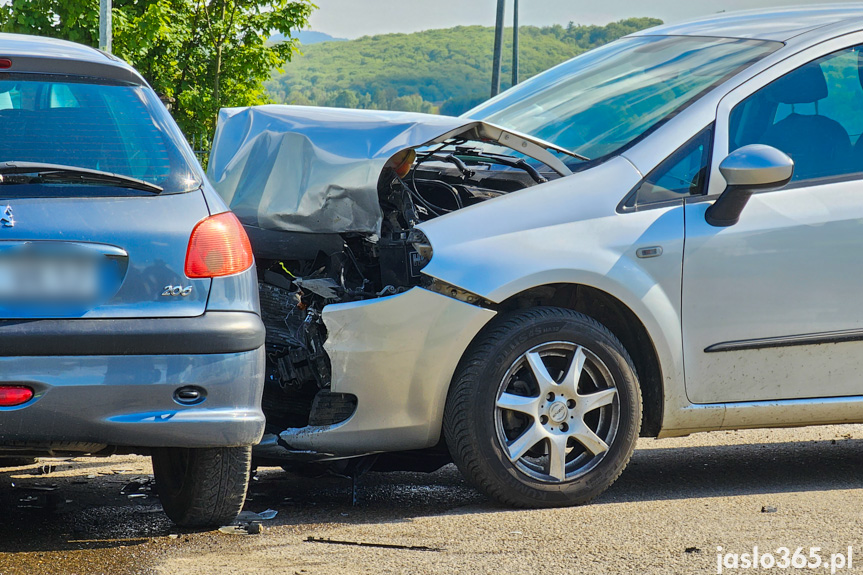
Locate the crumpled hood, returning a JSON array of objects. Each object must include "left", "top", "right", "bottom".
[
  {"left": 207, "top": 105, "right": 573, "bottom": 235},
  {"left": 207, "top": 105, "right": 473, "bottom": 235}
]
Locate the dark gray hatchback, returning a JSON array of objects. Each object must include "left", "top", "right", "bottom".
[{"left": 0, "top": 34, "right": 266, "bottom": 527}]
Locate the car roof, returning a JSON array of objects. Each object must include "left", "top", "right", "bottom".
[
  {"left": 635, "top": 4, "right": 863, "bottom": 42},
  {"left": 0, "top": 33, "right": 145, "bottom": 85},
  {"left": 0, "top": 33, "right": 116, "bottom": 63}
]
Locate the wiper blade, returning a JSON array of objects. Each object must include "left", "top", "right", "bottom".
[
  {"left": 0, "top": 161, "right": 164, "bottom": 194},
  {"left": 449, "top": 149, "right": 549, "bottom": 184}
]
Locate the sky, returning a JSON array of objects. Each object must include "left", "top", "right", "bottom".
[{"left": 308, "top": 0, "right": 848, "bottom": 38}]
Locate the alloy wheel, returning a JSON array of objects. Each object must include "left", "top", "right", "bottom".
[{"left": 494, "top": 341, "right": 620, "bottom": 483}]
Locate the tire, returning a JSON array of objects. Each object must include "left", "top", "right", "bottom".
[
  {"left": 444, "top": 307, "right": 641, "bottom": 508},
  {"left": 152, "top": 446, "right": 251, "bottom": 527}
]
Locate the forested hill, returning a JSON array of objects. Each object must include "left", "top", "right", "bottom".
[{"left": 266, "top": 18, "right": 662, "bottom": 116}]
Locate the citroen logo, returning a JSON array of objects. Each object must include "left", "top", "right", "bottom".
[{"left": 0, "top": 205, "right": 13, "bottom": 228}]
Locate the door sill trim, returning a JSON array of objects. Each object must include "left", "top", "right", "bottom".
[{"left": 705, "top": 327, "right": 863, "bottom": 353}]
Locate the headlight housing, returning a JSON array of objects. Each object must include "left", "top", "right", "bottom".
[{"left": 408, "top": 228, "right": 433, "bottom": 268}]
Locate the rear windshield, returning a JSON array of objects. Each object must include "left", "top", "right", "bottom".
[{"left": 0, "top": 75, "right": 202, "bottom": 196}]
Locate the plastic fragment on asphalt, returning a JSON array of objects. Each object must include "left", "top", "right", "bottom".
[
  {"left": 120, "top": 478, "right": 153, "bottom": 495},
  {"left": 218, "top": 522, "right": 262, "bottom": 536},
  {"left": 217, "top": 510, "right": 271, "bottom": 536},
  {"left": 27, "top": 484, "right": 58, "bottom": 491},
  {"left": 761, "top": 505, "right": 778, "bottom": 513},
  {"left": 247, "top": 522, "right": 262, "bottom": 535},
  {"left": 35, "top": 464, "right": 56, "bottom": 475}
]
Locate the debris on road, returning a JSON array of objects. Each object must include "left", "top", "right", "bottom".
[
  {"left": 305, "top": 536, "right": 443, "bottom": 552},
  {"left": 35, "top": 463, "right": 56, "bottom": 475},
  {"left": 25, "top": 483, "right": 58, "bottom": 491},
  {"left": 218, "top": 522, "right": 262, "bottom": 536},
  {"left": 217, "top": 509, "right": 277, "bottom": 535}
]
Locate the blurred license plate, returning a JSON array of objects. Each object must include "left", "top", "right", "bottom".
[{"left": 0, "top": 255, "right": 100, "bottom": 302}]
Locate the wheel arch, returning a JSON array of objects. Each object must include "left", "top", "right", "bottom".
[{"left": 483, "top": 283, "right": 664, "bottom": 437}]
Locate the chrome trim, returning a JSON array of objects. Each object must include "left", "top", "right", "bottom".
[
  {"left": 1, "top": 205, "right": 13, "bottom": 228},
  {"left": 705, "top": 328, "right": 863, "bottom": 353}
]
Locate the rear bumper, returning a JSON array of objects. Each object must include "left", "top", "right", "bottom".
[
  {"left": 0, "top": 311, "right": 265, "bottom": 356},
  {"left": 0, "top": 347, "right": 265, "bottom": 449}
]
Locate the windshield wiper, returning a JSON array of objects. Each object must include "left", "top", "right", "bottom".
[
  {"left": 445, "top": 149, "right": 549, "bottom": 184},
  {"left": 0, "top": 161, "right": 164, "bottom": 194}
]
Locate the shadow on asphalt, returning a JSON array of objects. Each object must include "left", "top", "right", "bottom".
[
  {"left": 0, "top": 437, "right": 861, "bottom": 555},
  {"left": 605, "top": 437, "right": 863, "bottom": 503}
]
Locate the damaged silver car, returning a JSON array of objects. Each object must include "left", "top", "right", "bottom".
[{"left": 209, "top": 5, "right": 863, "bottom": 507}]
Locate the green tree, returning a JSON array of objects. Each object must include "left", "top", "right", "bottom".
[
  {"left": 265, "top": 18, "right": 662, "bottom": 115},
  {"left": 0, "top": 0, "right": 315, "bottom": 141},
  {"left": 333, "top": 89, "right": 359, "bottom": 108}
]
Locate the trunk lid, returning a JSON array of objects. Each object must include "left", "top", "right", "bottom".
[{"left": 0, "top": 192, "right": 210, "bottom": 319}]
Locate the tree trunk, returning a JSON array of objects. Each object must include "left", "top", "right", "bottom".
[
  {"left": 214, "top": 44, "right": 222, "bottom": 105},
  {"left": 213, "top": 0, "right": 227, "bottom": 108}
]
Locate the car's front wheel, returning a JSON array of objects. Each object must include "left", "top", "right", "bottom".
[
  {"left": 152, "top": 446, "right": 251, "bottom": 527},
  {"left": 444, "top": 307, "right": 641, "bottom": 508}
]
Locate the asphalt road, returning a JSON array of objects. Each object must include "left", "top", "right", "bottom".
[{"left": 2, "top": 424, "right": 863, "bottom": 575}]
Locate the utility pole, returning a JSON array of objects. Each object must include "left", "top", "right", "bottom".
[
  {"left": 491, "top": 0, "right": 506, "bottom": 97},
  {"left": 99, "top": 0, "right": 112, "bottom": 53},
  {"left": 512, "top": 0, "right": 520, "bottom": 87}
]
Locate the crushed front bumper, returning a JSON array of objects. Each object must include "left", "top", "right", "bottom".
[{"left": 273, "top": 287, "right": 496, "bottom": 457}]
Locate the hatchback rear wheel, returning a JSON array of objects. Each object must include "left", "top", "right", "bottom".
[
  {"left": 152, "top": 446, "right": 251, "bottom": 527},
  {"left": 444, "top": 307, "right": 641, "bottom": 507}
]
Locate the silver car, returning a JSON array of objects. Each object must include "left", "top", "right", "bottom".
[{"left": 209, "top": 5, "right": 863, "bottom": 507}]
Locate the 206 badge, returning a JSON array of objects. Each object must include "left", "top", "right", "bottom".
[{"left": 162, "top": 285, "right": 193, "bottom": 297}]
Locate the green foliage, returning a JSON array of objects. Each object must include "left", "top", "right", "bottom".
[
  {"left": 0, "top": 0, "right": 315, "bottom": 141},
  {"left": 267, "top": 18, "right": 662, "bottom": 116}
]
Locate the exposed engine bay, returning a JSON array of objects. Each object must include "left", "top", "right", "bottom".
[{"left": 207, "top": 106, "right": 576, "bottom": 467}]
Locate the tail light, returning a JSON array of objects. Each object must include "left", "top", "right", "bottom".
[
  {"left": 0, "top": 386, "right": 33, "bottom": 407},
  {"left": 185, "top": 212, "right": 254, "bottom": 278}
]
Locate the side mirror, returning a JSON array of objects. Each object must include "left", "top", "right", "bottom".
[{"left": 705, "top": 144, "right": 794, "bottom": 227}]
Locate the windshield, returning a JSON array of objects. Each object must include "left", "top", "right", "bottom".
[
  {"left": 0, "top": 75, "right": 201, "bottom": 195},
  {"left": 465, "top": 35, "right": 781, "bottom": 162}
]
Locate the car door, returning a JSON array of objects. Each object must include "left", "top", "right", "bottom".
[{"left": 683, "top": 38, "right": 863, "bottom": 404}]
